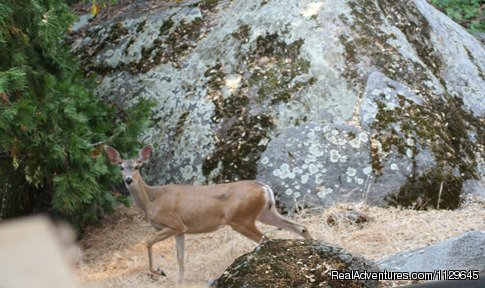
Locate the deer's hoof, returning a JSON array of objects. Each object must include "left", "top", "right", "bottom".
[
  {"left": 156, "top": 268, "right": 167, "bottom": 277},
  {"left": 149, "top": 268, "right": 166, "bottom": 277}
]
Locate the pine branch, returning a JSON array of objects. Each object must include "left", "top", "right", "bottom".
[{"left": 89, "top": 130, "right": 123, "bottom": 147}]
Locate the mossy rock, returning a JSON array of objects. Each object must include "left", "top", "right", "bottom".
[{"left": 211, "top": 239, "right": 379, "bottom": 288}]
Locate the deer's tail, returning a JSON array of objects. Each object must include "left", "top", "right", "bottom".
[{"left": 259, "top": 182, "right": 276, "bottom": 210}]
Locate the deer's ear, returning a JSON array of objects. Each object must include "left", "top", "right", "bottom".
[
  {"left": 105, "top": 146, "right": 122, "bottom": 165},
  {"left": 137, "top": 144, "right": 153, "bottom": 164}
]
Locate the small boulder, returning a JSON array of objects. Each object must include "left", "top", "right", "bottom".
[
  {"left": 327, "top": 209, "right": 369, "bottom": 226},
  {"left": 378, "top": 231, "right": 485, "bottom": 272},
  {"left": 211, "top": 239, "right": 379, "bottom": 288}
]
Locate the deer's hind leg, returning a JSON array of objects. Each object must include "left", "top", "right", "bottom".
[
  {"left": 257, "top": 207, "right": 312, "bottom": 239},
  {"left": 229, "top": 220, "right": 266, "bottom": 243}
]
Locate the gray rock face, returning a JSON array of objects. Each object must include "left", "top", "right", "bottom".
[
  {"left": 71, "top": 0, "right": 484, "bottom": 211},
  {"left": 378, "top": 231, "right": 485, "bottom": 272},
  {"left": 258, "top": 123, "right": 378, "bottom": 208},
  {"left": 211, "top": 239, "right": 380, "bottom": 288},
  {"left": 461, "top": 180, "right": 485, "bottom": 198}
]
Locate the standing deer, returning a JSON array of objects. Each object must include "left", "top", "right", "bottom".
[{"left": 105, "top": 144, "right": 312, "bottom": 282}]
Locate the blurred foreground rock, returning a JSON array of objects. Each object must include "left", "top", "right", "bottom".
[
  {"left": 0, "top": 216, "right": 78, "bottom": 288},
  {"left": 211, "top": 239, "right": 379, "bottom": 288}
]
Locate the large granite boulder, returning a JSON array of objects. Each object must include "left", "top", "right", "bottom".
[{"left": 71, "top": 0, "right": 484, "bottom": 211}]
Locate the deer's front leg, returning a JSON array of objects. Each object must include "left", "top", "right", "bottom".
[
  {"left": 175, "top": 234, "right": 185, "bottom": 282},
  {"left": 147, "top": 228, "right": 179, "bottom": 276}
]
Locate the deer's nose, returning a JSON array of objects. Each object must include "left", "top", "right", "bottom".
[{"left": 125, "top": 177, "right": 133, "bottom": 185}]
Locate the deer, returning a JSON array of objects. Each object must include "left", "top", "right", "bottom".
[{"left": 105, "top": 144, "right": 312, "bottom": 282}]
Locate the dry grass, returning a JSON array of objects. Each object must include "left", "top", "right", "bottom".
[{"left": 74, "top": 195, "right": 485, "bottom": 287}]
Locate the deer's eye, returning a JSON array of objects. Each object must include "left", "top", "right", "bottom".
[
  {"left": 120, "top": 166, "right": 124, "bottom": 171},
  {"left": 134, "top": 166, "right": 140, "bottom": 170}
]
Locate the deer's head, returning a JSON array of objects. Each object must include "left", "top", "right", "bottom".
[{"left": 105, "top": 145, "right": 153, "bottom": 187}]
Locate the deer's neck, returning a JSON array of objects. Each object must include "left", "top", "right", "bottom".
[{"left": 127, "top": 178, "right": 153, "bottom": 214}]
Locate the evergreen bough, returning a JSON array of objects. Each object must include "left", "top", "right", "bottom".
[
  {"left": 430, "top": 0, "right": 484, "bottom": 33},
  {"left": 0, "top": 0, "right": 153, "bottom": 229}
]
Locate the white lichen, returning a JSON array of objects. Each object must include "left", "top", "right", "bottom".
[
  {"left": 406, "top": 138, "right": 415, "bottom": 146},
  {"left": 309, "top": 144, "right": 324, "bottom": 157},
  {"left": 346, "top": 167, "right": 357, "bottom": 177},
  {"left": 224, "top": 74, "right": 242, "bottom": 94},
  {"left": 301, "top": 173, "right": 309, "bottom": 184},
  {"left": 349, "top": 138, "right": 361, "bottom": 149},
  {"left": 355, "top": 177, "right": 364, "bottom": 185},
  {"left": 279, "top": 170, "right": 290, "bottom": 179},
  {"left": 258, "top": 137, "right": 270, "bottom": 146},
  {"left": 308, "top": 163, "right": 319, "bottom": 174},
  {"left": 406, "top": 148, "right": 413, "bottom": 158},
  {"left": 329, "top": 149, "right": 342, "bottom": 163},
  {"left": 363, "top": 166, "right": 373, "bottom": 175},
  {"left": 293, "top": 167, "right": 303, "bottom": 174},
  {"left": 315, "top": 173, "right": 324, "bottom": 184},
  {"left": 359, "top": 132, "right": 369, "bottom": 143},
  {"left": 300, "top": 2, "right": 324, "bottom": 17},
  {"left": 317, "top": 187, "right": 333, "bottom": 198},
  {"left": 180, "top": 165, "right": 194, "bottom": 180}
]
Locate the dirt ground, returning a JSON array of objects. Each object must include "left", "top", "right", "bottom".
[{"left": 73, "top": 194, "right": 485, "bottom": 287}]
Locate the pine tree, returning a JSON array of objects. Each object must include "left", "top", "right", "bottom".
[{"left": 0, "top": 0, "right": 153, "bottom": 229}]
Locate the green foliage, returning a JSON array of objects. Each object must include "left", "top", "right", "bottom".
[
  {"left": 0, "top": 0, "right": 153, "bottom": 229},
  {"left": 430, "top": 0, "right": 484, "bottom": 33}
]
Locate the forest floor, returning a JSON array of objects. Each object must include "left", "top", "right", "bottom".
[{"left": 73, "top": 194, "right": 485, "bottom": 288}]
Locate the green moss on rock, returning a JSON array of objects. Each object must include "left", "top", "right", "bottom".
[
  {"left": 202, "top": 60, "right": 274, "bottom": 181},
  {"left": 203, "top": 114, "right": 275, "bottom": 182},
  {"left": 231, "top": 24, "right": 250, "bottom": 41},
  {"left": 202, "top": 33, "right": 315, "bottom": 182},
  {"left": 131, "top": 16, "right": 205, "bottom": 73},
  {"left": 372, "top": 93, "right": 482, "bottom": 209},
  {"left": 136, "top": 19, "right": 146, "bottom": 33},
  {"left": 340, "top": 0, "right": 435, "bottom": 89},
  {"left": 378, "top": 0, "right": 443, "bottom": 78},
  {"left": 212, "top": 239, "right": 379, "bottom": 288},
  {"left": 339, "top": 1, "right": 483, "bottom": 209},
  {"left": 108, "top": 21, "right": 129, "bottom": 45},
  {"left": 247, "top": 34, "right": 315, "bottom": 105},
  {"left": 174, "top": 111, "right": 190, "bottom": 139},
  {"left": 387, "top": 168, "right": 462, "bottom": 210},
  {"left": 159, "top": 18, "right": 174, "bottom": 35},
  {"left": 198, "top": 0, "right": 221, "bottom": 10}
]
